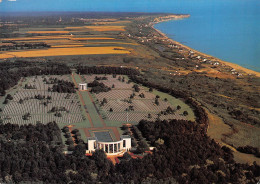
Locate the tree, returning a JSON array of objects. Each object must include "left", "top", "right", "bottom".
[
  {"left": 139, "top": 93, "right": 145, "bottom": 98},
  {"left": 75, "top": 132, "right": 81, "bottom": 137},
  {"left": 13, "top": 171, "right": 22, "bottom": 183},
  {"left": 73, "top": 144, "right": 86, "bottom": 157},
  {"left": 132, "top": 139, "right": 137, "bottom": 147},
  {"left": 68, "top": 144, "right": 75, "bottom": 151},
  {"left": 122, "top": 152, "right": 132, "bottom": 161},
  {"left": 122, "top": 125, "right": 128, "bottom": 130},
  {"left": 155, "top": 98, "right": 159, "bottom": 106},
  {"left": 6, "top": 94, "right": 13, "bottom": 100},
  {"left": 177, "top": 105, "right": 181, "bottom": 110},
  {"left": 71, "top": 129, "right": 79, "bottom": 134},
  {"left": 3, "top": 99, "right": 8, "bottom": 104},
  {"left": 132, "top": 84, "right": 140, "bottom": 92},
  {"left": 103, "top": 98, "right": 108, "bottom": 104},
  {"left": 63, "top": 126, "right": 70, "bottom": 133},
  {"left": 67, "top": 137, "right": 74, "bottom": 145}
]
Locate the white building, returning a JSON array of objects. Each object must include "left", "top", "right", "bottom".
[
  {"left": 79, "top": 83, "right": 87, "bottom": 91},
  {"left": 86, "top": 135, "right": 131, "bottom": 155}
]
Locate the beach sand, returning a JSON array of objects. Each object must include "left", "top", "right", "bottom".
[{"left": 153, "top": 25, "right": 260, "bottom": 78}]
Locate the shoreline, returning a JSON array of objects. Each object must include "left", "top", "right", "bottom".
[{"left": 152, "top": 19, "right": 260, "bottom": 78}]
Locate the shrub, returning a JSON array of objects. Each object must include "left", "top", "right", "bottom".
[{"left": 183, "top": 111, "right": 188, "bottom": 116}]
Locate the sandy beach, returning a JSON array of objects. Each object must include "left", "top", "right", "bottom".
[{"left": 152, "top": 22, "right": 260, "bottom": 78}]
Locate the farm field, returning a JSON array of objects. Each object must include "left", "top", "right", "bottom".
[
  {"left": 84, "top": 26, "right": 125, "bottom": 32},
  {"left": 0, "top": 46, "right": 130, "bottom": 59},
  {"left": 0, "top": 22, "right": 137, "bottom": 59},
  {"left": 52, "top": 45, "right": 85, "bottom": 48},
  {"left": 93, "top": 21, "right": 131, "bottom": 24},
  {"left": 69, "top": 37, "right": 115, "bottom": 40}
]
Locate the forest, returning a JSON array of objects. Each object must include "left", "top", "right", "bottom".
[
  {"left": 76, "top": 66, "right": 140, "bottom": 76},
  {"left": 51, "top": 80, "right": 76, "bottom": 93},
  {"left": 88, "top": 80, "right": 111, "bottom": 94},
  {"left": 116, "top": 119, "right": 260, "bottom": 183},
  {"left": 0, "top": 120, "right": 259, "bottom": 183}
]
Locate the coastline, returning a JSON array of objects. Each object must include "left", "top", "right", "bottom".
[{"left": 152, "top": 19, "right": 260, "bottom": 78}]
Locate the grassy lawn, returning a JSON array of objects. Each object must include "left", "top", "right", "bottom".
[
  {"left": 151, "top": 88, "right": 195, "bottom": 121},
  {"left": 72, "top": 73, "right": 105, "bottom": 128},
  {"left": 81, "top": 91, "right": 104, "bottom": 127}
]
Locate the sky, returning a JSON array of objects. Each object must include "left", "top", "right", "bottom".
[{"left": 0, "top": 0, "right": 193, "bottom": 13}]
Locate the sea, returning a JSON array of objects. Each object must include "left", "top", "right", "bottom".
[
  {"left": 1, "top": 0, "right": 260, "bottom": 71},
  {"left": 153, "top": 0, "right": 260, "bottom": 72}
]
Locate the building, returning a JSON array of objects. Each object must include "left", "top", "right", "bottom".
[
  {"left": 79, "top": 83, "right": 87, "bottom": 91},
  {"left": 86, "top": 135, "right": 131, "bottom": 155}
]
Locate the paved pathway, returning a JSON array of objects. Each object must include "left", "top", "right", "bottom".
[
  {"left": 71, "top": 72, "right": 107, "bottom": 128},
  {"left": 71, "top": 73, "right": 94, "bottom": 127}
]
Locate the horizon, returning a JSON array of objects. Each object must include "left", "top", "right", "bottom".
[
  {"left": 0, "top": 11, "right": 172, "bottom": 15},
  {"left": 1, "top": 0, "right": 257, "bottom": 16},
  {"left": 1, "top": 0, "right": 177, "bottom": 13},
  {"left": 0, "top": 0, "right": 224, "bottom": 14}
]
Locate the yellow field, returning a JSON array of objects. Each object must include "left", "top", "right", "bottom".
[
  {"left": 85, "top": 42, "right": 139, "bottom": 45},
  {"left": 65, "top": 26, "right": 86, "bottom": 30},
  {"left": 93, "top": 21, "right": 131, "bottom": 25},
  {"left": 65, "top": 25, "right": 125, "bottom": 31},
  {"left": 85, "top": 26, "right": 125, "bottom": 32},
  {"left": 0, "top": 47, "right": 130, "bottom": 59},
  {"left": 69, "top": 37, "right": 115, "bottom": 40},
  {"left": 51, "top": 45, "right": 85, "bottom": 48},
  {"left": 27, "top": 31, "right": 70, "bottom": 34}
]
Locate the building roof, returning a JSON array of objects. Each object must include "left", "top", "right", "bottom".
[
  {"left": 87, "top": 137, "right": 97, "bottom": 141},
  {"left": 121, "top": 135, "right": 131, "bottom": 139}
]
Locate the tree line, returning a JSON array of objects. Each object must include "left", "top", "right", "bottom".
[
  {"left": 76, "top": 66, "right": 140, "bottom": 76},
  {"left": 0, "top": 42, "right": 50, "bottom": 51}
]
